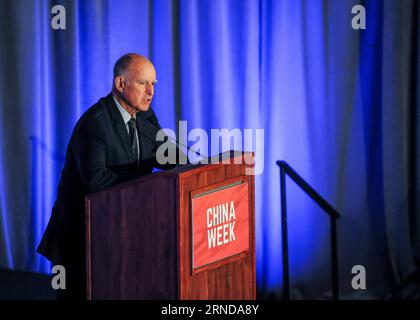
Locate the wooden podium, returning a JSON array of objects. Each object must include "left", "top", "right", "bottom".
[{"left": 85, "top": 151, "right": 255, "bottom": 299}]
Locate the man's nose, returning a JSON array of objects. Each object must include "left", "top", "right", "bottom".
[{"left": 146, "top": 83, "right": 153, "bottom": 95}]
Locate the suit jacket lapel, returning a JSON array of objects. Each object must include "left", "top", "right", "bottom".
[
  {"left": 137, "top": 109, "right": 160, "bottom": 158},
  {"left": 104, "top": 93, "right": 135, "bottom": 162},
  {"left": 137, "top": 114, "right": 152, "bottom": 160}
]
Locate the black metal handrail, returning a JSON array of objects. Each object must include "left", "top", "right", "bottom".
[{"left": 276, "top": 160, "right": 340, "bottom": 300}]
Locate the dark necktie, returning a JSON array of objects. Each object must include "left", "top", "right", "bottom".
[{"left": 128, "top": 117, "right": 139, "bottom": 164}]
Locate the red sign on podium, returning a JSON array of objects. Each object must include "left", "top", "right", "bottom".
[{"left": 191, "top": 180, "right": 249, "bottom": 270}]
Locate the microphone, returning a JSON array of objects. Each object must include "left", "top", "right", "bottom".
[{"left": 142, "top": 113, "right": 206, "bottom": 163}]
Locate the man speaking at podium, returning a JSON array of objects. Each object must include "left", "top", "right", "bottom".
[{"left": 37, "top": 53, "right": 176, "bottom": 299}]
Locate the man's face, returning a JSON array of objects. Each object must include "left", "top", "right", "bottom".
[{"left": 120, "top": 58, "right": 157, "bottom": 112}]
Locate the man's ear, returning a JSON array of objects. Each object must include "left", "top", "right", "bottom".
[{"left": 114, "top": 76, "right": 124, "bottom": 93}]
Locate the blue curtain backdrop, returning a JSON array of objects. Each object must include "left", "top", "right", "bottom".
[{"left": 0, "top": 0, "right": 419, "bottom": 298}]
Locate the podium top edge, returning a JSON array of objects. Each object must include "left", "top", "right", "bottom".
[{"left": 85, "top": 150, "right": 254, "bottom": 200}]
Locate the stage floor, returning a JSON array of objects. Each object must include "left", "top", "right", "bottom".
[{"left": 0, "top": 268, "right": 56, "bottom": 300}]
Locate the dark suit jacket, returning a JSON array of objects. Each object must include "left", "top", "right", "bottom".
[{"left": 37, "top": 93, "right": 174, "bottom": 266}]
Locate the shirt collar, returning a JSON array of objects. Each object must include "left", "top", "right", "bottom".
[{"left": 113, "top": 95, "right": 134, "bottom": 125}]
